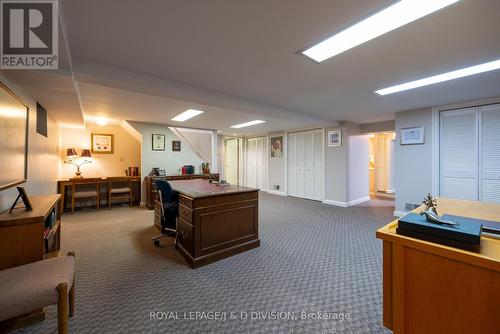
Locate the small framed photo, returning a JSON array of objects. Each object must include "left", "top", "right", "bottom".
[
  {"left": 270, "top": 136, "right": 283, "bottom": 157},
  {"left": 152, "top": 134, "right": 165, "bottom": 151},
  {"left": 400, "top": 127, "right": 424, "bottom": 145},
  {"left": 91, "top": 133, "right": 114, "bottom": 154},
  {"left": 172, "top": 140, "right": 181, "bottom": 152},
  {"left": 328, "top": 129, "right": 342, "bottom": 147}
]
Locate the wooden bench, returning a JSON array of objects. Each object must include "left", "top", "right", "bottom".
[{"left": 0, "top": 252, "right": 76, "bottom": 334}]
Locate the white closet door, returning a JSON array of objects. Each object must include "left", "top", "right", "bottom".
[
  {"left": 313, "top": 130, "right": 323, "bottom": 200},
  {"left": 480, "top": 104, "right": 500, "bottom": 203},
  {"left": 246, "top": 139, "right": 256, "bottom": 188},
  {"left": 296, "top": 132, "right": 305, "bottom": 198},
  {"left": 288, "top": 133, "right": 297, "bottom": 196},
  {"left": 440, "top": 108, "right": 479, "bottom": 200},
  {"left": 304, "top": 132, "right": 315, "bottom": 199}
]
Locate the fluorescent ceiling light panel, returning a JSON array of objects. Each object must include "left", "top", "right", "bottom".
[
  {"left": 302, "top": 0, "right": 459, "bottom": 62},
  {"left": 96, "top": 118, "right": 108, "bottom": 126},
  {"left": 230, "top": 120, "right": 266, "bottom": 128},
  {"left": 375, "top": 58, "right": 500, "bottom": 95},
  {"left": 171, "top": 109, "right": 204, "bottom": 122}
]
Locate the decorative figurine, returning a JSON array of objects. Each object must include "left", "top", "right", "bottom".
[{"left": 420, "top": 193, "right": 459, "bottom": 227}]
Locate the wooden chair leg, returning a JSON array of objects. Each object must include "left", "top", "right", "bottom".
[
  {"left": 57, "top": 283, "right": 68, "bottom": 334},
  {"left": 129, "top": 191, "right": 133, "bottom": 206},
  {"left": 69, "top": 277, "right": 75, "bottom": 317},
  {"left": 96, "top": 183, "right": 100, "bottom": 211},
  {"left": 108, "top": 184, "right": 112, "bottom": 209},
  {"left": 71, "top": 185, "right": 75, "bottom": 215}
]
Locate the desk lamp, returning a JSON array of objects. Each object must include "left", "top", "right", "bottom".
[{"left": 65, "top": 148, "right": 93, "bottom": 178}]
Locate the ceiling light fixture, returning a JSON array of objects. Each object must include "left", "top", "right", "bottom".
[
  {"left": 375, "top": 58, "right": 500, "bottom": 95},
  {"left": 230, "top": 120, "right": 266, "bottom": 129},
  {"left": 171, "top": 109, "right": 204, "bottom": 122},
  {"left": 301, "top": 0, "right": 459, "bottom": 62},
  {"left": 96, "top": 118, "right": 108, "bottom": 126}
]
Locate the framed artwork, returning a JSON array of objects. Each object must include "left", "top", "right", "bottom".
[
  {"left": 152, "top": 134, "right": 165, "bottom": 151},
  {"left": 91, "top": 133, "right": 114, "bottom": 154},
  {"left": 400, "top": 127, "right": 424, "bottom": 145},
  {"left": 328, "top": 129, "right": 342, "bottom": 147},
  {"left": 172, "top": 140, "right": 181, "bottom": 152},
  {"left": 270, "top": 136, "right": 283, "bottom": 157}
]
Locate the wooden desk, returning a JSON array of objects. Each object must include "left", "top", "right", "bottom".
[
  {"left": 0, "top": 194, "right": 62, "bottom": 331},
  {"left": 145, "top": 174, "right": 219, "bottom": 209},
  {"left": 57, "top": 176, "right": 141, "bottom": 214},
  {"left": 167, "top": 179, "right": 259, "bottom": 268},
  {"left": 376, "top": 198, "right": 500, "bottom": 334}
]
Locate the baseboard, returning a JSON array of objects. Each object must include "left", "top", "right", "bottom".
[
  {"left": 323, "top": 196, "right": 370, "bottom": 208},
  {"left": 347, "top": 196, "right": 370, "bottom": 207},
  {"left": 140, "top": 201, "right": 146, "bottom": 207},
  {"left": 322, "top": 199, "right": 348, "bottom": 207},
  {"left": 393, "top": 210, "right": 408, "bottom": 218},
  {"left": 267, "top": 190, "right": 286, "bottom": 196}
]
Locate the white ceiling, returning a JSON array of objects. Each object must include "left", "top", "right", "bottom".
[{"left": 4, "top": 0, "right": 500, "bottom": 133}]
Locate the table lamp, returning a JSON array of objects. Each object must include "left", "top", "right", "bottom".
[{"left": 65, "top": 148, "right": 93, "bottom": 178}]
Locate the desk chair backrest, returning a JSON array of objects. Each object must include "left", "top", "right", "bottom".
[{"left": 155, "top": 180, "right": 175, "bottom": 203}]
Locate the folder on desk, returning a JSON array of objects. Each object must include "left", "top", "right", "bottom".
[{"left": 397, "top": 213, "right": 482, "bottom": 252}]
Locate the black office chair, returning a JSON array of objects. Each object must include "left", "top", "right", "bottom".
[{"left": 152, "top": 180, "right": 178, "bottom": 247}]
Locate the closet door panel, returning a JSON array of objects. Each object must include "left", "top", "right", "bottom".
[
  {"left": 296, "top": 133, "right": 305, "bottom": 198},
  {"left": 304, "top": 132, "right": 315, "bottom": 199},
  {"left": 480, "top": 104, "right": 500, "bottom": 203},
  {"left": 440, "top": 108, "right": 478, "bottom": 200},
  {"left": 288, "top": 133, "right": 297, "bottom": 196},
  {"left": 313, "top": 131, "right": 323, "bottom": 200}
]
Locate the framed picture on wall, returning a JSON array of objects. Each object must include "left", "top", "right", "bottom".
[
  {"left": 328, "top": 129, "right": 342, "bottom": 147},
  {"left": 400, "top": 127, "right": 424, "bottom": 145},
  {"left": 270, "top": 136, "right": 283, "bottom": 157},
  {"left": 152, "top": 134, "right": 165, "bottom": 151},
  {"left": 172, "top": 140, "right": 181, "bottom": 152},
  {"left": 91, "top": 133, "right": 114, "bottom": 154}
]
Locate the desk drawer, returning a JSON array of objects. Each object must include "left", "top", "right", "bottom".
[
  {"left": 179, "top": 204, "right": 193, "bottom": 223},
  {"left": 178, "top": 218, "right": 193, "bottom": 255},
  {"left": 178, "top": 195, "right": 193, "bottom": 209}
]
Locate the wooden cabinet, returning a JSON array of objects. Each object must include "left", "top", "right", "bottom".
[
  {"left": 145, "top": 174, "right": 219, "bottom": 209},
  {"left": 0, "top": 194, "right": 62, "bottom": 271},
  {"left": 376, "top": 198, "right": 500, "bottom": 334}
]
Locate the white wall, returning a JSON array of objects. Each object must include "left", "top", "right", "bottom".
[
  {"left": 127, "top": 121, "right": 206, "bottom": 201},
  {"left": 0, "top": 72, "right": 61, "bottom": 212},
  {"left": 348, "top": 135, "right": 369, "bottom": 203},
  {"left": 394, "top": 108, "right": 434, "bottom": 214},
  {"left": 175, "top": 127, "right": 212, "bottom": 163}
]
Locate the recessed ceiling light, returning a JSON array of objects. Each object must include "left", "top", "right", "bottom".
[
  {"left": 230, "top": 120, "right": 266, "bottom": 128},
  {"left": 375, "top": 58, "right": 500, "bottom": 95},
  {"left": 171, "top": 109, "right": 204, "bottom": 122},
  {"left": 96, "top": 118, "right": 108, "bottom": 126},
  {"left": 301, "top": 0, "right": 458, "bottom": 62}
]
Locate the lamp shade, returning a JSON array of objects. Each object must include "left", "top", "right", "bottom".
[
  {"left": 66, "top": 148, "right": 78, "bottom": 159},
  {"left": 81, "top": 149, "right": 92, "bottom": 158}
]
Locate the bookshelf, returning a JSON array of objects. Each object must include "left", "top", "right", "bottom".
[{"left": 0, "top": 194, "right": 61, "bottom": 270}]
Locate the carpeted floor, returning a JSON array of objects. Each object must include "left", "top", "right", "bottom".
[{"left": 15, "top": 193, "right": 394, "bottom": 334}]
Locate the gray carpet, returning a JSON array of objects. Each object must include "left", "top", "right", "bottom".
[{"left": 15, "top": 193, "right": 394, "bottom": 334}]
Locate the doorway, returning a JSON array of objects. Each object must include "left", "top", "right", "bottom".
[
  {"left": 368, "top": 132, "right": 395, "bottom": 198},
  {"left": 224, "top": 138, "right": 239, "bottom": 185}
]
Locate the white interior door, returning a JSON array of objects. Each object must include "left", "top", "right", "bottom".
[
  {"left": 440, "top": 107, "right": 479, "bottom": 200},
  {"left": 224, "top": 138, "right": 239, "bottom": 185},
  {"left": 288, "top": 133, "right": 297, "bottom": 196},
  {"left": 375, "top": 134, "right": 387, "bottom": 192},
  {"left": 288, "top": 129, "right": 323, "bottom": 201},
  {"left": 246, "top": 137, "right": 267, "bottom": 190},
  {"left": 480, "top": 104, "right": 500, "bottom": 203}
]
